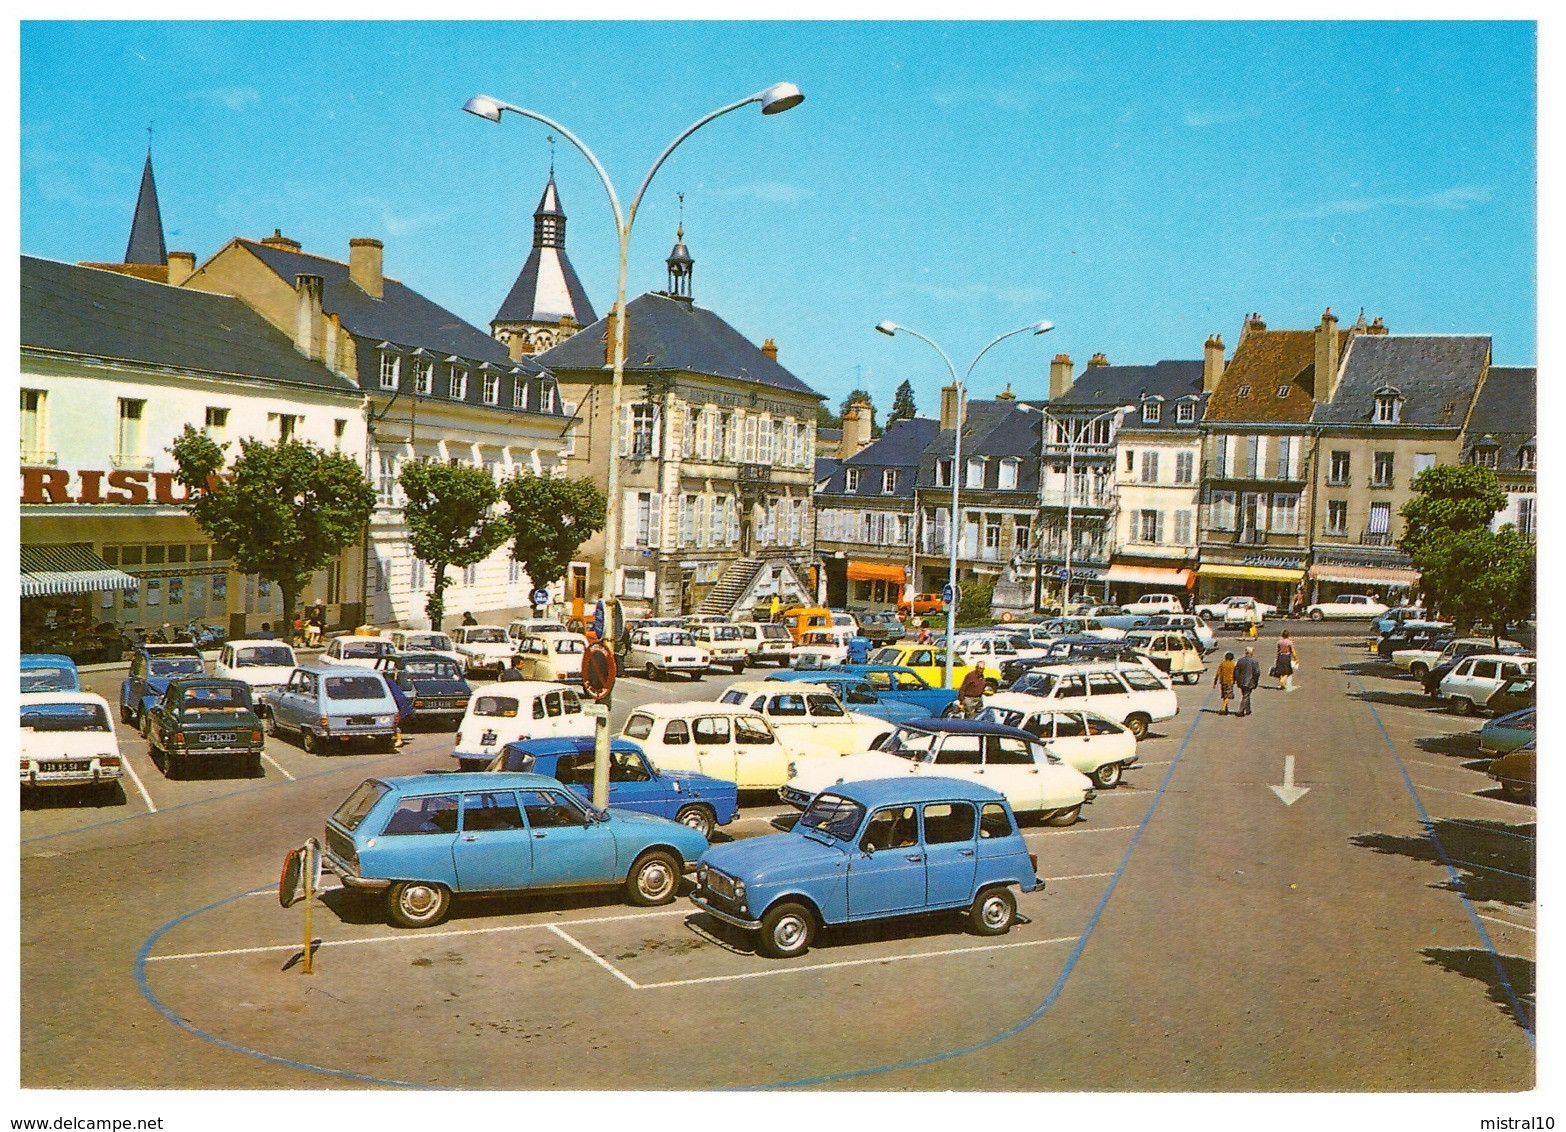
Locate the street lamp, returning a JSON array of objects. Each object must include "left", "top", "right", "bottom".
[
  {"left": 466, "top": 82, "right": 803, "bottom": 808},
  {"left": 875, "top": 319, "right": 1053, "bottom": 690},
  {"left": 1037, "top": 404, "right": 1134, "bottom": 614}
]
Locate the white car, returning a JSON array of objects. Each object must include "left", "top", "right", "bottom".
[
  {"left": 20, "top": 692, "right": 122, "bottom": 802},
  {"left": 791, "top": 627, "right": 853, "bottom": 669},
  {"left": 620, "top": 703, "right": 839, "bottom": 791},
  {"left": 1142, "top": 613, "right": 1217, "bottom": 653},
  {"left": 1306, "top": 594, "right": 1390, "bottom": 621},
  {"left": 732, "top": 621, "right": 795, "bottom": 667},
  {"left": 213, "top": 639, "right": 298, "bottom": 700},
  {"left": 1220, "top": 597, "right": 1263, "bottom": 628},
  {"left": 1120, "top": 629, "right": 1206, "bottom": 684},
  {"left": 507, "top": 618, "right": 569, "bottom": 644},
  {"left": 717, "top": 680, "right": 893, "bottom": 755},
  {"left": 780, "top": 720, "right": 1095, "bottom": 825},
  {"left": 690, "top": 623, "right": 749, "bottom": 673},
  {"left": 947, "top": 632, "right": 1026, "bottom": 671},
  {"left": 1008, "top": 661, "right": 1178, "bottom": 739},
  {"left": 828, "top": 611, "right": 861, "bottom": 635},
  {"left": 514, "top": 632, "right": 590, "bottom": 684},
  {"left": 1437, "top": 655, "right": 1536, "bottom": 715},
  {"left": 1046, "top": 616, "right": 1126, "bottom": 642},
  {"left": 1123, "top": 593, "right": 1186, "bottom": 616},
  {"left": 451, "top": 625, "right": 516, "bottom": 677},
  {"left": 388, "top": 630, "right": 464, "bottom": 666},
  {"left": 1197, "top": 595, "right": 1278, "bottom": 621},
  {"left": 977, "top": 697, "right": 1140, "bottom": 788},
  {"left": 625, "top": 627, "right": 710, "bottom": 681},
  {"left": 318, "top": 635, "right": 397, "bottom": 668},
  {"left": 451, "top": 680, "right": 592, "bottom": 770}
]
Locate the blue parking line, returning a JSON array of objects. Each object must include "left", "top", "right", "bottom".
[
  {"left": 1339, "top": 647, "right": 1534, "bottom": 1041},
  {"left": 755, "top": 685, "right": 1215, "bottom": 1090}
]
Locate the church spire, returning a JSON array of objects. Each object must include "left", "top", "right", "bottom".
[
  {"left": 124, "top": 145, "right": 167, "bottom": 267},
  {"left": 664, "top": 194, "right": 694, "bottom": 302},
  {"left": 490, "top": 163, "right": 598, "bottom": 357}
]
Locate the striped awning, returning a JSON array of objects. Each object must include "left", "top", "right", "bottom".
[
  {"left": 1106, "top": 564, "right": 1195, "bottom": 588},
  {"left": 21, "top": 543, "right": 140, "bottom": 597}
]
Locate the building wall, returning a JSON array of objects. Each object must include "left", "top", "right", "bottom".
[
  {"left": 1115, "top": 431, "right": 1202, "bottom": 560},
  {"left": 1309, "top": 433, "right": 1462, "bottom": 548}
]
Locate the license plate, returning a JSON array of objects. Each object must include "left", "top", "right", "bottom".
[
  {"left": 203, "top": 732, "right": 236, "bottom": 745},
  {"left": 348, "top": 716, "right": 375, "bottom": 726},
  {"left": 481, "top": 729, "right": 497, "bottom": 746},
  {"left": 40, "top": 761, "right": 87, "bottom": 773}
]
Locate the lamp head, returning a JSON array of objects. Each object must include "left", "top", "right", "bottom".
[
  {"left": 758, "top": 82, "right": 805, "bottom": 115},
  {"left": 1031, "top": 320, "right": 1054, "bottom": 335},
  {"left": 875, "top": 321, "right": 900, "bottom": 337},
  {"left": 462, "top": 95, "right": 503, "bottom": 123}
]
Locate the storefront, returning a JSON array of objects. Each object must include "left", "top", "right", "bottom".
[
  {"left": 20, "top": 544, "right": 141, "bottom": 661},
  {"left": 1307, "top": 557, "right": 1421, "bottom": 606},
  {"left": 1105, "top": 562, "right": 1196, "bottom": 606},
  {"left": 846, "top": 560, "right": 908, "bottom": 609},
  {"left": 1196, "top": 555, "right": 1307, "bottom": 612}
]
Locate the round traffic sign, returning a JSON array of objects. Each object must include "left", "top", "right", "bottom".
[
  {"left": 1057, "top": 567, "right": 1071, "bottom": 582},
  {"left": 941, "top": 583, "right": 956, "bottom": 605},
  {"left": 581, "top": 640, "right": 617, "bottom": 701},
  {"left": 531, "top": 589, "right": 549, "bottom": 607}
]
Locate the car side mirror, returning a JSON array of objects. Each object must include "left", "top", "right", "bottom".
[{"left": 860, "top": 841, "right": 876, "bottom": 855}]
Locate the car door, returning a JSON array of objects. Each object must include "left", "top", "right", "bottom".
[
  {"left": 1085, "top": 671, "right": 1131, "bottom": 720},
  {"left": 847, "top": 804, "right": 926, "bottom": 917},
  {"left": 515, "top": 788, "right": 617, "bottom": 887},
  {"left": 605, "top": 749, "right": 673, "bottom": 816},
  {"left": 733, "top": 715, "right": 789, "bottom": 787},
  {"left": 690, "top": 714, "right": 740, "bottom": 783},
  {"left": 1046, "top": 711, "right": 1093, "bottom": 763},
  {"left": 979, "top": 733, "right": 1046, "bottom": 813},
  {"left": 921, "top": 800, "right": 979, "bottom": 907},
  {"left": 452, "top": 790, "right": 535, "bottom": 891}
]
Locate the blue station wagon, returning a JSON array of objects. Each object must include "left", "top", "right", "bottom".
[
  {"left": 322, "top": 772, "right": 712, "bottom": 928},
  {"left": 819, "top": 664, "right": 960, "bottom": 717},
  {"left": 119, "top": 644, "right": 206, "bottom": 727},
  {"left": 261, "top": 665, "right": 400, "bottom": 754},
  {"left": 490, "top": 736, "right": 739, "bottom": 839},
  {"left": 692, "top": 777, "right": 1042, "bottom": 958}
]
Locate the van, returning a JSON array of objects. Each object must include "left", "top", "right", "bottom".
[{"left": 779, "top": 606, "right": 832, "bottom": 644}]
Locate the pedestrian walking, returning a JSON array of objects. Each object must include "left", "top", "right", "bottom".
[
  {"left": 461, "top": 610, "right": 478, "bottom": 627},
  {"left": 958, "top": 666, "right": 988, "bottom": 720},
  {"left": 917, "top": 624, "right": 934, "bottom": 645},
  {"left": 1272, "top": 631, "right": 1298, "bottom": 691},
  {"left": 1215, "top": 651, "right": 1237, "bottom": 715},
  {"left": 845, "top": 632, "right": 871, "bottom": 665},
  {"left": 1234, "top": 646, "right": 1261, "bottom": 716}
]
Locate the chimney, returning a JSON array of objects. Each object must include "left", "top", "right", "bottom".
[
  {"left": 349, "top": 237, "right": 384, "bottom": 300},
  {"left": 996, "top": 383, "right": 1016, "bottom": 401},
  {"left": 839, "top": 396, "right": 874, "bottom": 460},
  {"left": 1087, "top": 353, "right": 1109, "bottom": 367},
  {"left": 1367, "top": 316, "right": 1388, "bottom": 336},
  {"left": 603, "top": 306, "right": 621, "bottom": 367},
  {"left": 294, "top": 273, "right": 326, "bottom": 361},
  {"left": 166, "top": 251, "right": 196, "bottom": 287},
  {"left": 940, "top": 383, "right": 961, "bottom": 431},
  {"left": 1240, "top": 312, "right": 1267, "bottom": 341},
  {"left": 1314, "top": 306, "right": 1342, "bottom": 404},
  {"left": 1203, "top": 334, "right": 1225, "bottom": 393},
  {"left": 557, "top": 313, "right": 579, "bottom": 339},
  {"left": 261, "top": 228, "right": 301, "bottom": 253},
  {"left": 1049, "top": 354, "right": 1074, "bottom": 400},
  {"left": 761, "top": 338, "right": 779, "bottom": 362}
]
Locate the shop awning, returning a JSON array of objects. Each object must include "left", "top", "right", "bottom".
[
  {"left": 1308, "top": 563, "right": 1421, "bottom": 586},
  {"left": 21, "top": 543, "right": 140, "bottom": 597},
  {"left": 1106, "top": 564, "right": 1195, "bottom": 588},
  {"left": 1197, "top": 563, "right": 1305, "bottom": 583},
  {"left": 846, "top": 561, "right": 908, "bottom": 584}
]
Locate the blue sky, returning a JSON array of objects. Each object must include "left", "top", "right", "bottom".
[{"left": 20, "top": 21, "right": 1536, "bottom": 416}]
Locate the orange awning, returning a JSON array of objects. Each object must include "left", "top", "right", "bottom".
[{"left": 846, "top": 561, "right": 908, "bottom": 584}]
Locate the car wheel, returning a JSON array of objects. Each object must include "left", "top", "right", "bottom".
[
  {"left": 119, "top": 702, "right": 134, "bottom": 725},
  {"left": 386, "top": 881, "right": 452, "bottom": 928},
  {"left": 688, "top": 671, "right": 702, "bottom": 682},
  {"left": 137, "top": 711, "right": 151, "bottom": 739},
  {"left": 1309, "top": 610, "right": 1324, "bottom": 621},
  {"left": 968, "top": 885, "right": 1017, "bottom": 936},
  {"left": 757, "top": 901, "right": 816, "bottom": 959},
  {"left": 95, "top": 780, "right": 124, "bottom": 806},
  {"left": 1092, "top": 761, "right": 1123, "bottom": 789},
  {"left": 1409, "top": 663, "right": 1429, "bottom": 680},
  {"left": 734, "top": 660, "right": 747, "bottom": 674},
  {"left": 263, "top": 710, "right": 280, "bottom": 738},
  {"left": 625, "top": 849, "right": 682, "bottom": 906},
  {"left": 1044, "top": 803, "right": 1083, "bottom": 827},
  {"left": 379, "top": 733, "right": 399, "bottom": 754},
  {"left": 1123, "top": 714, "right": 1150, "bottom": 739},
  {"left": 645, "top": 663, "right": 658, "bottom": 681},
  {"left": 1451, "top": 697, "right": 1475, "bottom": 717},
  {"left": 302, "top": 728, "right": 321, "bottom": 755},
  {"left": 675, "top": 804, "right": 716, "bottom": 840}
]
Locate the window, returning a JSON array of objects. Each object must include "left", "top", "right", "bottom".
[
  {"left": 513, "top": 376, "right": 529, "bottom": 410},
  {"left": 1374, "top": 392, "right": 1402, "bottom": 423},
  {"left": 1173, "top": 509, "right": 1193, "bottom": 545},
  {"left": 1328, "top": 450, "right": 1351, "bottom": 485},
  {"left": 1124, "top": 449, "right": 1136, "bottom": 473},
  {"left": 1368, "top": 502, "right": 1392, "bottom": 540},
  {"left": 410, "top": 557, "right": 427, "bottom": 592},
  {"left": 1213, "top": 434, "right": 1229, "bottom": 476},
  {"left": 631, "top": 405, "right": 657, "bottom": 457},
  {"left": 632, "top": 492, "right": 661, "bottom": 547},
  {"left": 935, "top": 458, "right": 953, "bottom": 487},
  {"left": 1518, "top": 497, "right": 1536, "bottom": 536},
  {"left": 482, "top": 372, "right": 499, "bottom": 405},
  {"left": 882, "top": 469, "right": 898, "bottom": 494},
  {"left": 203, "top": 405, "right": 229, "bottom": 440},
  {"left": 1176, "top": 401, "right": 1197, "bottom": 424},
  {"left": 980, "top": 802, "right": 1013, "bottom": 839},
  {"left": 1274, "top": 436, "right": 1293, "bottom": 479},
  {"left": 985, "top": 517, "right": 1002, "bottom": 553},
  {"left": 1372, "top": 451, "right": 1394, "bottom": 487},
  {"left": 1270, "top": 493, "right": 1299, "bottom": 534},
  {"left": 1138, "top": 509, "right": 1162, "bottom": 544},
  {"left": 966, "top": 456, "right": 986, "bottom": 488},
  {"left": 1142, "top": 400, "right": 1161, "bottom": 423},
  {"left": 758, "top": 417, "right": 775, "bottom": 463},
  {"left": 998, "top": 457, "right": 1020, "bottom": 490},
  {"left": 923, "top": 802, "right": 976, "bottom": 844},
  {"left": 846, "top": 468, "right": 862, "bottom": 492},
  {"left": 1237, "top": 385, "right": 1251, "bottom": 398},
  {"left": 1140, "top": 451, "right": 1160, "bottom": 484},
  {"left": 333, "top": 419, "right": 347, "bottom": 449},
  {"left": 679, "top": 494, "right": 697, "bottom": 545},
  {"left": 693, "top": 716, "right": 731, "bottom": 745},
  {"left": 116, "top": 398, "right": 146, "bottom": 462},
  {"left": 1208, "top": 490, "right": 1236, "bottom": 531},
  {"left": 1471, "top": 446, "right": 1498, "bottom": 469},
  {"left": 622, "top": 568, "right": 649, "bottom": 600},
  {"left": 1325, "top": 500, "right": 1348, "bottom": 535},
  {"left": 382, "top": 795, "right": 459, "bottom": 836},
  {"left": 1013, "top": 521, "right": 1029, "bottom": 551},
  {"left": 21, "top": 389, "right": 47, "bottom": 460},
  {"left": 1175, "top": 450, "right": 1195, "bottom": 484},
  {"left": 716, "top": 412, "right": 732, "bottom": 461},
  {"left": 1519, "top": 446, "right": 1536, "bottom": 472},
  {"left": 541, "top": 384, "right": 556, "bottom": 414},
  {"left": 379, "top": 352, "right": 400, "bottom": 390},
  {"left": 1413, "top": 452, "right": 1437, "bottom": 480},
  {"left": 682, "top": 407, "right": 698, "bottom": 457},
  {"left": 560, "top": 403, "right": 576, "bottom": 457},
  {"left": 1276, "top": 385, "right": 1291, "bottom": 399},
  {"left": 414, "top": 359, "right": 433, "bottom": 395}
]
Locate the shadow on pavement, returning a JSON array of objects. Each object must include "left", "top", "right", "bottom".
[
  {"left": 1415, "top": 732, "right": 1482, "bottom": 759},
  {"left": 1350, "top": 689, "right": 1442, "bottom": 712},
  {"left": 1420, "top": 947, "right": 1535, "bottom": 1032},
  {"left": 1351, "top": 817, "right": 1536, "bottom": 906}
]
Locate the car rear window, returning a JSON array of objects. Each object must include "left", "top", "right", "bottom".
[
  {"left": 474, "top": 695, "right": 519, "bottom": 718},
  {"left": 180, "top": 685, "right": 251, "bottom": 711},
  {"left": 20, "top": 665, "right": 77, "bottom": 692},
  {"left": 1121, "top": 669, "right": 1167, "bottom": 691},
  {"left": 624, "top": 713, "right": 654, "bottom": 740},
  {"left": 325, "top": 675, "right": 385, "bottom": 700},
  {"left": 761, "top": 625, "right": 791, "bottom": 641},
  {"left": 332, "top": 779, "right": 390, "bottom": 831},
  {"left": 236, "top": 646, "right": 295, "bottom": 667},
  {"left": 21, "top": 702, "right": 111, "bottom": 732}
]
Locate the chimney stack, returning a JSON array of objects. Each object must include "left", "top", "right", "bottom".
[
  {"left": 1367, "top": 316, "right": 1388, "bottom": 336},
  {"left": 294, "top": 273, "right": 326, "bottom": 361},
  {"left": 940, "top": 383, "right": 961, "bottom": 431},
  {"left": 166, "top": 251, "right": 196, "bottom": 287},
  {"left": 1049, "top": 354, "right": 1074, "bottom": 400},
  {"left": 1314, "top": 306, "right": 1342, "bottom": 404},
  {"left": 761, "top": 338, "right": 779, "bottom": 362},
  {"left": 839, "top": 396, "right": 874, "bottom": 460},
  {"left": 1087, "top": 352, "right": 1109, "bottom": 367},
  {"left": 1241, "top": 312, "right": 1267, "bottom": 341},
  {"left": 1203, "top": 334, "right": 1225, "bottom": 393},
  {"left": 262, "top": 229, "right": 301, "bottom": 253},
  {"left": 349, "top": 237, "right": 384, "bottom": 300}
]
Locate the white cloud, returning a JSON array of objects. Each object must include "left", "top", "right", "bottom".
[
  {"left": 1282, "top": 184, "right": 1494, "bottom": 220},
  {"left": 188, "top": 87, "right": 261, "bottom": 110},
  {"left": 709, "top": 181, "right": 813, "bottom": 206}
]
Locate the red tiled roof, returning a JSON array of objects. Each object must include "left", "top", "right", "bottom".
[{"left": 1204, "top": 328, "right": 1351, "bottom": 424}]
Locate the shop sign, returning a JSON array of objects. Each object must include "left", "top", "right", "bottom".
[
  {"left": 1314, "top": 552, "right": 1413, "bottom": 568},
  {"left": 20, "top": 467, "right": 213, "bottom": 506},
  {"left": 1239, "top": 553, "right": 1304, "bottom": 570}
]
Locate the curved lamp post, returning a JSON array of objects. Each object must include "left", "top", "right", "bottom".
[
  {"left": 874, "top": 319, "right": 1053, "bottom": 689},
  {"left": 465, "top": 83, "right": 803, "bottom": 806}
]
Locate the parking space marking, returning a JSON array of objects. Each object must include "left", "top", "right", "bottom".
[
  {"left": 1443, "top": 817, "right": 1535, "bottom": 841},
  {"left": 547, "top": 924, "right": 641, "bottom": 988},
  {"left": 119, "top": 755, "right": 158, "bottom": 814},
  {"left": 260, "top": 752, "right": 296, "bottom": 782},
  {"left": 1477, "top": 914, "right": 1535, "bottom": 934},
  {"left": 1415, "top": 783, "right": 1533, "bottom": 808},
  {"left": 1405, "top": 758, "right": 1485, "bottom": 775},
  {"left": 1024, "top": 824, "right": 1138, "bottom": 837},
  {"left": 1048, "top": 872, "right": 1114, "bottom": 881},
  {"left": 1447, "top": 859, "right": 1534, "bottom": 883}
]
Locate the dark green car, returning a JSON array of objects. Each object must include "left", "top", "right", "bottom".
[{"left": 145, "top": 678, "right": 266, "bottom": 779}]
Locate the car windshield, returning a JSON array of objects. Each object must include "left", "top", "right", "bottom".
[
  {"left": 553, "top": 638, "right": 586, "bottom": 655},
  {"left": 978, "top": 706, "right": 1024, "bottom": 729},
  {"left": 624, "top": 713, "right": 654, "bottom": 740},
  {"left": 878, "top": 728, "right": 940, "bottom": 763},
  {"left": 761, "top": 625, "right": 791, "bottom": 640},
  {"left": 20, "top": 702, "right": 112, "bottom": 732},
  {"left": 179, "top": 685, "right": 250, "bottom": 711},
  {"left": 235, "top": 646, "right": 294, "bottom": 667},
  {"left": 1013, "top": 672, "right": 1057, "bottom": 696},
  {"left": 20, "top": 666, "right": 75, "bottom": 692},
  {"left": 473, "top": 696, "right": 520, "bottom": 718},
  {"left": 150, "top": 658, "right": 205, "bottom": 677},
  {"left": 710, "top": 625, "right": 740, "bottom": 641},
  {"left": 797, "top": 792, "right": 866, "bottom": 841},
  {"left": 406, "top": 634, "right": 452, "bottom": 651},
  {"left": 324, "top": 675, "right": 385, "bottom": 700},
  {"left": 654, "top": 632, "right": 695, "bottom": 647},
  {"left": 332, "top": 779, "right": 390, "bottom": 832},
  {"left": 400, "top": 659, "right": 462, "bottom": 679},
  {"left": 464, "top": 628, "right": 508, "bottom": 644}
]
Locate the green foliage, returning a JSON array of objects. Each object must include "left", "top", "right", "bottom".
[
  {"left": 169, "top": 426, "right": 375, "bottom": 633},
  {"left": 816, "top": 405, "right": 840, "bottom": 430},
  {"left": 1398, "top": 464, "right": 1507, "bottom": 559},
  {"left": 399, "top": 462, "right": 510, "bottom": 630},
  {"left": 1413, "top": 526, "right": 1535, "bottom": 635},
  {"left": 957, "top": 578, "right": 996, "bottom": 625},
  {"left": 888, "top": 379, "right": 918, "bottom": 424},
  {"left": 500, "top": 473, "right": 608, "bottom": 596},
  {"left": 839, "top": 389, "right": 875, "bottom": 423}
]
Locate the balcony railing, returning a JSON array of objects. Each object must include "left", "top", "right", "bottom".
[
  {"left": 1034, "top": 544, "right": 1110, "bottom": 566},
  {"left": 1039, "top": 490, "right": 1115, "bottom": 509},
  {"left": 1198, "top": 528, "right": 1306, "bottom": 548},
  {"left": 1360, "top": 530, "right": 1394, "bottom": 547},
  {"left": 19, "top": 449, "right": 57, "bottom": 466},
  {"left": 737, "top": 463, "right": 772, "bottom": 486},
  {"left": 1203, "top": 460, "right": 1310, "bottom": 483},
  {"left": 112, "top": 453, "right": 155, "bottom": 470}
]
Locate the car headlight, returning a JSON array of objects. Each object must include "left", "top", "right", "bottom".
[
  {"left": 697, "top": 864, "right": 709, "bottom": 886},
  {"left": 378, "top": 715, "right": 394, "bottom": 726}
]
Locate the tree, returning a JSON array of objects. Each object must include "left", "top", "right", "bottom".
[
  {"left": 399, "top": 462, "right": 511, "bottom": 630},
  {"left": 815, "top": 404, "right": 840, "bottom": 430},
  {"left": 500, "top": 473, "right": 607, "bottom": 598},
  {"left": 887, "top": 380, "right": 918, "bottom": 424},
  {"left": 957, "top": 578, "right": 996, "bottom": 626},
  {"left": 1398, "top": 464, "right": 1507, "bottom": 559},
  {"left": 839, "top": 388, "right": 875, "bottom": 424},
  {"left": 169, "top": 427, "right": 375, "bottom": 635},
  {"left": 1398, "top": 463, "right": 1530, "bottom": 634}
]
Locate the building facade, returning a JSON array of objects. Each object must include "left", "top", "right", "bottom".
[{"left": 1461, "top": 365, "right": 1536, "bottom": 539}]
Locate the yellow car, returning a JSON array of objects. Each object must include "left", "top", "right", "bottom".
[{"left": 866, "top": 644, "right": 976, "bottom": 690}]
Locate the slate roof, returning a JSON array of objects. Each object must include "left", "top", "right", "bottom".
[
  {"left": 818, "top": 417, "right": 941, "bottom": 501},
  {"left": 915, "top": 401, "right": 1041, "bottom": 493},
  {"left": 535, "top": 291, "right": 823, "bottom": 400},
  {"left": 1463, "top": 365, "right": 1536, "bottom": 471},
  {"left": 1045, "top": 360, "right": 1205, "bottom": 431},
  {"left": 21, "top": 255, "right": 356, "bottom": 393},
  {"left": 493, "top": 175, "right": 597, "bottom": 327},
  {"left": 1204, "top": 328, "right": 1350, "bottom": 424},
  {"left": 814, "top": 456, "right": 842, "bottom": 486},
  {"left": 1312, "top": 335, "right": 1489, "bottom": 428}
]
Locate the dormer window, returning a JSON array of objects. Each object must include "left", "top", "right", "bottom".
[
  {"left": 1471, "top": 446, "right": 1498, "bottom": 469},
  {"left": 448, "top": 366, "right": 468, "bottom": 400},
  {"left": 998, "top": 457, "right": 1020, "bottom": 490},
  {"left": 541, "top": 383, "right": 557, "bottom": 414},
  {"left": 935, "top": 458, "right": 953, "bottom": 487},
  {"left": 846, "top": 468, "right": 862, "bottom": 492},
  {"left": 882, "top": 470, "right": 898, "bottom": 494},
  {"left": 965, "top": 456, "right": 987, "bottom": 489},
  {"left": 1175, "top": 401, "right": 1197, "bottom": 423},
  {"left": 1142, "top": 401, "right": 1161, "bottom": 424},
  {"left": 414, "top": 358, "right": 433, "bottom": 396},
  {"left": 1276, "top": 385, "right": 1291, "bottom": 399},
  {"left": 1520, "top": 446, "right": 1536, "bottom": 472},
  {"left": 379, "top": 351, "right": 400, "bottom": 390},
  {"left": 1373, "top": 387, "right": 1403, "bottom": 424},
  {"left": 1237, "top": 385, "right": 1251, "bottom": 398},
  {"left": 513, "top": 375, "right": 529, "bottom": 410}
]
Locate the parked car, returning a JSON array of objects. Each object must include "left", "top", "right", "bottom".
[
  {"left": 1082, "top": 607, "right": 1152, "bottom": 632},
  {"left": 372, "top": 654, "right": 472, "bottom": 728},
  {"left": 1120, "top": 629, "right": 1206, "bottom": 684},
  {"left": 1372, "top": 606, "right": 1437, "bottom": 636},
  {"left": 780, "top": 719, "right": 1095, "bottom": 825},
  {"left": 828, "top": 610, "right": 861, "bottom": 635},
  {"left": 1305, "top": 594, "right": 1389, "bottom": 621},
  {"left": 790, "top": 627, "right": 854, "bottom": 669},
  {"left": 321, "top": 772, "right": 711, "bottom": 927},
  {"left": 1196, "top": 595, "right": 1277, "bottom": 621},
  {"left": 625, "top": 627, "right": 709, "bottom": 681},
  {"left": 318, "top": 635, "right": 397, "bottom": 669},
  {"left": 489, "top": 736, "right": 739, "bottom": 839},
  {"left": 21, "top": 653, "right": 80, "bottom": 695},
  {"left": 1478, "top": 708, "right": 1535, "bottom": 756},
  {"left": 1219, "top": 596, "right": 1263, "bottom": 629},
  {"left": 824, "top": 664, "right": 962, "bottom": 717},
  {"left": 1141, "top": 613, "right": 1216, "bottom": 653},
  {"left": 387, "top": 630, "right": 463, "bottom": 667},
  {"left": 507, "top": 618, "right": 569, "bottom": 644},
  {"left": 1123, "top": 593, "right": 1186, "bottom": 616},
  {"left": 119, "top": 644, "right": 205, "bottom": 727},
  {"left": 1040, "top": 616, "right": 1126, "bottom": 641},
  {"left": 897, "top": 592, "right": 946, "bottom": 616},
  {"left": 855, "top": 610, "right": 906, "bottom": 645},
  {"left": 999, "top": 638, "right": 1161, "bottom": 688},
  {"left": 20, "top": 692, "right": 122, "bottom": 803},
  {"left": 451, "top": 625, "right": 516, "bottom": 678},
  {"left": 938, "top": 634, "right": 1020, "bottom": 684},
  {"left": 682, "top": 614, "right": 733, "bottom": 628},
  {"left": 1392, "top": 636, "right": 1518, "bottom": 680},
  {"left": 976, "top": 696, "right": 1140, "bottom": 788},
  {"left": 867, "top": 644, "right": 976, "bottom": 690},
  {"left": 1485, "top": 677, "right": 1536, "bottom": 716},
  {"left": 513, "top": 632, "right": 591, "bottom": 684},
  {"left": 620, "top": 703, "right": 838, "bottom": 791},
  {"left": 717, "top": 680, "right": 894, "bottom": 754},
  {"left": 687, "top": 623, "right": 749, "bottom": 673},
  {"left": 144, "top": 678, "right": 265, "bottom": 779},
  {"left": 692, "top": 777, "right": 1043, "bottom": 958},
  {"left": 1008, "top": 661, "right": 1177, "bottom": 738},
  {"left": 1371, "top": 624, "right": 1450, "bottom": 662},
  {"left": 260, "top": 666, "right": 400, "bottom": 754},
  {"left": 1486, "top": 740, "right": 1535, "bottom": 804},
  {"left": 779, "top": 606, "right": 833, "bottom": 643},
  {"left": 1436, "top": 655, "right": 1536, "bottom": 715},
  {"left": 214, "top": 640, "right": 298, "bottom": 701},
  {"left": 763, "top": 670, "right": 933, "bottom": 724},
  {"left": 731, "top": 621, "right": 795, "bottom": 667},
  {"left": 451, "top": 681, "right": 592, "bottom": 770},
  {"left": 1423, "top": 647, "right": 1531, "bottom": 697}
]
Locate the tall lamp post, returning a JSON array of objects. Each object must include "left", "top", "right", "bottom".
[
  {"left": 875, "top": 320, "right": 1053, "bottom": 690},
  {"left": 465, "top": 82, "right": 804, "bottom": 809},
  {"left": 1038, "top": 404, "right": 1133, "bottom": 613}
]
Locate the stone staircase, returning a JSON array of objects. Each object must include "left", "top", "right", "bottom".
[{"left": 697, "top": 557, "right": 765, "bottom": 617}]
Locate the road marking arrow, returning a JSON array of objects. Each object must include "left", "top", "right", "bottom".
[{"left": 1269, "top": 754, "right": 1310, "bottom": 806}]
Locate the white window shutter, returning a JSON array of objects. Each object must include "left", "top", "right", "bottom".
[
  {"left": 622, "top": 491, "right": 639, "bottom": 546},
  {"left": 617, "top": 403, "right": 631, "bottom": 457},
  {"left": 648, "top": 493, "right": 663, "bottom": 548}
]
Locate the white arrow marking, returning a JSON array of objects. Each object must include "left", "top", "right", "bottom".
[{"left": 1269, "top": 754, "right": 1310, "bottom": 806}]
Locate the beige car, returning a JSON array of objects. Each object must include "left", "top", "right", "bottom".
[
  {"left": 716, "top": 680, "right": 893, "bottom": 754},
  {"left": 620, "top": 703, "right": 839, "bottom": 791},
  {"left": 1121, "top": 629, "right": 1207, "bottom": 685},
  {"left": 515, "top": 632, "right": 590, "bottom": 684},
  {"left": 689, "top": 624, "right": 749, "bottom": 674}
]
